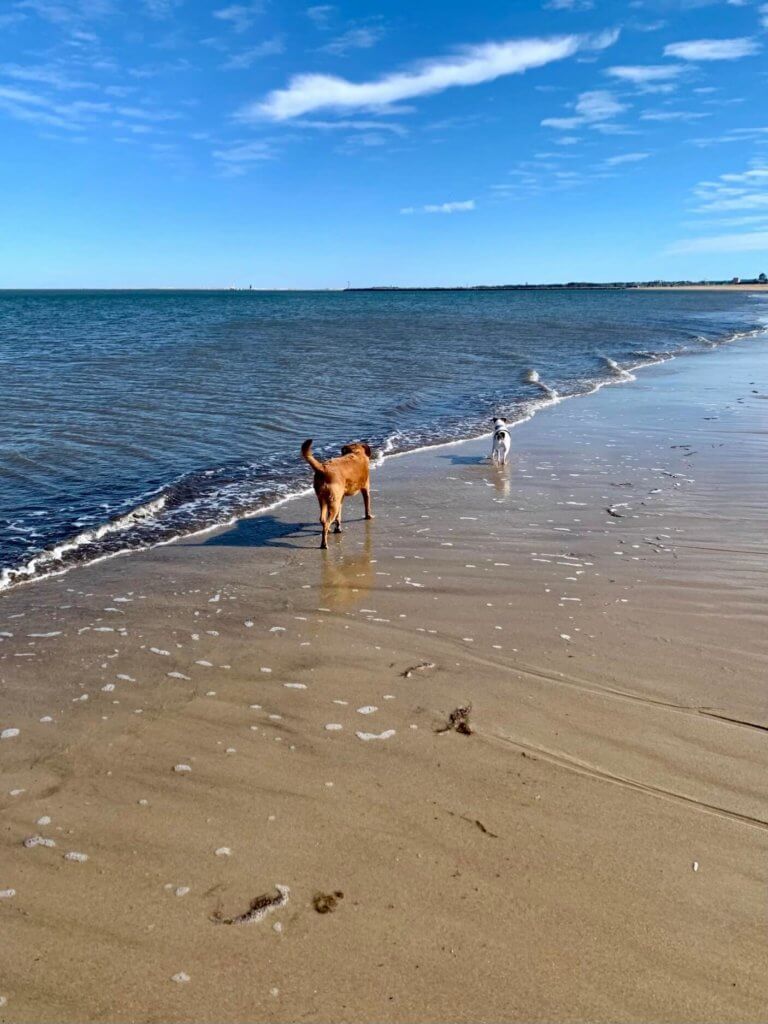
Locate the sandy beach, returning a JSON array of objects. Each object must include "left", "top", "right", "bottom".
[
  {"left": 2, "top": 338, "right": 768, "bottom": 1023},
  {"left": 636, "top": 285, "right": 768, "bottom": 292}
]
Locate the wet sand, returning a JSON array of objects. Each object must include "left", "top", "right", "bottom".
[{"left": 1, "top": 339, "right": 768, "bottom": 1023}]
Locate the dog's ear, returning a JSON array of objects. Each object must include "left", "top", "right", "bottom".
[
  {"left": 362, "top": 442, "right": 372, "bottom": 458},
  {"left": 341, "top": 444, "right": 353, "bottom": 456}
]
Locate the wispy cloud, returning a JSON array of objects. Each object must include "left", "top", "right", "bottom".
[
  {"left": 306, "top": 4, "right": 335, "bottom": 27},
  {"left": 605, "top": 63, "right": 687, "bottom": 91},
  {"left": 672, "top": 161, "right": 768, "bottom": 260},
  {"left": 544, "top": 0, "right": 594, "bottom": 9},
  {"left": 669, "top": 230, "right": 768, "bottom": 253},
  {"left": 604, "top": 151, "right": 649, "bottom": 166},
  {"left": 212, "top": 3, "right": 262, "bottom": 33},
  {"left": 221, "top": 37, "right": 284, "bottom": 69},
  {"left": 664, "top": 37, "right": 761, "bottom": 60},
  {"left": 319, "top": 26, "right": 384, "bottom": 56},
  {"left": 542, "top": 88, "right": 625, "bottom": 130},
  {"left": 142, "top": 0, "right": 182, "bottom": 17},
  {"left": 640, "top": 109, "right": 710, "bottom": 121},
  {"left": 114, "top": 105, "right": 179, "bottom": 121},
  {"left": 127, "top": 57, "right": 193, "bottom": 78},
  {"left": 243, "top": 30, "right": 618, "bottom": 121},
  {"left": 688, "top": 125, "right": 768, "bottom": 146},
  {"left": 0, "top": 11, "right": 26, "bottom": 27},
  {"left": 693, "top": 165, "right": 768, "bottom": 212},
  {"left": 0, "top": 83, "right": 108, "bottom": 130},
  {"left": 0, "top": 62, "right": 90, "bottom": 89},
  {"left": 296, "top": 118, "right": 407, "bottom": 135},
  {"left": 16, "top": 0, "right": 115, "bottom": 23},
  {"left": 401, "top": 199, "right": 476, "bottom": 214},
  {"left": 213, "top": 138, "right": 274, "bottom": 175}
]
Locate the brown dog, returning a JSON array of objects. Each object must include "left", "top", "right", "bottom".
[{"left": 301, "top": 439, "right": 374, "bottom": 549}]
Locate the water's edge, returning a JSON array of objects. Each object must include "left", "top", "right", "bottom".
[{"left": 3, "top": 322, "right": 765, "bottom": 595}]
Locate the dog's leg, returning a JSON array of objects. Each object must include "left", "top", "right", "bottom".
[
  {"left": 326, "top": 494, "right": 342, "bottom": 539},
  {"left": 320, "top": 504, "right": 330, "bottom": 549},
  {"left": 333, "top": 500, "right": 343, "bottom": 533},
  {"left": 362, "top": 487, "right": 374, "bottom": 520}
]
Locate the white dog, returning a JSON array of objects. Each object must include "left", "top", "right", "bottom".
[{"left": 491, "top": 417, "right": 511, "bottom": 465}]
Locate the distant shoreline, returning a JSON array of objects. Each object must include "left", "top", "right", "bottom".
[
  {"left": 2, "top": 283, "right": 767, "bottom": 293},
  {"left": 345, "top": 282, "right": 768, "bottom": 293}
]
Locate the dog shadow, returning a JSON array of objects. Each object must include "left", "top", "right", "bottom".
[
  {"left": 200, "top": 515, "right": 311, "bottom": 549},
  {"left": 438, "top": 452, "right": 513, "bottom": 496},
  {"left": 438, "top": 454, "right": 487, "bottom": 466}
]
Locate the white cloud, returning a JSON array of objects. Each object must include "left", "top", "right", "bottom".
[
  {"left": 606, "top": 64, "right": 687, "bottom": 85},
  {"left": 213, "top": 3, "right": 262, "bottom": 33},
  {"left": 542, "top": 88, "right": 625, "bottom": 130},
  {"left": 0, "top": 83, "right": 109, "bottom": 129},
  {"left": 604, "top": 151, "right": 649, "bottom": 166},
  {"left": 213, "top": 138, "right": 274, "bottom": 175},
  {"left": 319, "top": 26, "right": 384, "bottom": 56},
  {"left": 664, "top": 37, "right": 761, "bottom": 61},
  {"left": 576, "top": 90, "right": 624, "bottom": 120},
  {"left": 0, "top": 62, "right": 89, "bottom": 89},
  {"left": 16, "top": 0, "right": 115, "bottom": 22},
  {"left": 243, "top": 30, "right": 618, "bottom": 121},
  {"left": 401, "top": 199, "right": 476, "bottom": 214},
  {"left": 669, "top": 230, "right": 768, "bottom": 253},
  {"left": 114, "top": 105, "right": 179, "bottom": 121},
  {"left": 690, "top": 164, "right": 768, "bottom": 214},
  {"left": 544, "top": 0, "right": 594, "bottom": 8},
  {"left": 221, "top": 37, "right": 284, "bottom": 69},
  {"left": 640, "top": 109, "right": 710, "bottom": 121},
  {"left": 760, "top": 4, "right": 768, "bottom": 29},
  {"left": 697, "top": 214, "right": 768, "bottom": 227},
  {"left": 306, "top": 4, "right": 335, "bottom": 27},
  {"left": 142, "top": 0, "right": 182, "bottom": 16},
  {"left": 296, "top": 118, "right": 407, "bottom": 135}
]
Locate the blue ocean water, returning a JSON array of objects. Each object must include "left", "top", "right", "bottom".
[{"left": 1, "top": 288, "right": 766, "bottom": 589}]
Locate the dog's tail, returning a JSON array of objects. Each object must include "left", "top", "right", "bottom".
[{"left": 301, "top": 439, "right": 326, "bottom": 474}]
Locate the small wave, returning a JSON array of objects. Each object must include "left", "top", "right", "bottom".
[
  {"left": 523, "top": 367, "right": 558, "bottom": 398},
  {"left": 601, "top": 356, "right": 634, "bottom": 380},
  {"left": 0, "top": 494, "right": 168, "bottom": 592}
]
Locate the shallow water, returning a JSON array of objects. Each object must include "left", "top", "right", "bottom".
[{"left": 2, "top": 287, "right": 766, "bottom": 588}]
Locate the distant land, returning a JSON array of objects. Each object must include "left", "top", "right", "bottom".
[{"left": 345, "top": 275, "right": 768, "bottom": 293}]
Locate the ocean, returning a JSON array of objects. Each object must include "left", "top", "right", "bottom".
[{"left": 2, "top": 287, "right": 766, "bottom": 590}]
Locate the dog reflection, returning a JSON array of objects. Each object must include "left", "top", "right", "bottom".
[
  {"left": 320, "top": 521, "right": 374, "bottom": 608},
  {"left": 490, "top": 462, "right": 511, "bottom": 497}
]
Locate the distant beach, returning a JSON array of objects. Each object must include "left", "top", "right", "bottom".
[{"left": 2, "top": 336, "right": 768, "bottom": 1021}]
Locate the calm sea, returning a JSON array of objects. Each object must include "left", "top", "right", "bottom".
[{"left": 2, "top": 288, "right": 766, "bottom": 589}]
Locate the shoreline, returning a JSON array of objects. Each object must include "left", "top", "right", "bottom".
[
  {"left": 2, "top": 321, "right": 764, "bottom": 598},
  {"left": 2, "top": 338, "right": 768, "bottom": 1021}
]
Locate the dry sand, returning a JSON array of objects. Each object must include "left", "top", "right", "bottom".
[{"left": 1, "top": 339, "right": 768, "bottom": 1023}]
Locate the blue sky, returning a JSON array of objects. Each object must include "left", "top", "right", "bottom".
[{"left": 1, "top": 0, "right": 767, "bottom": 287}]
